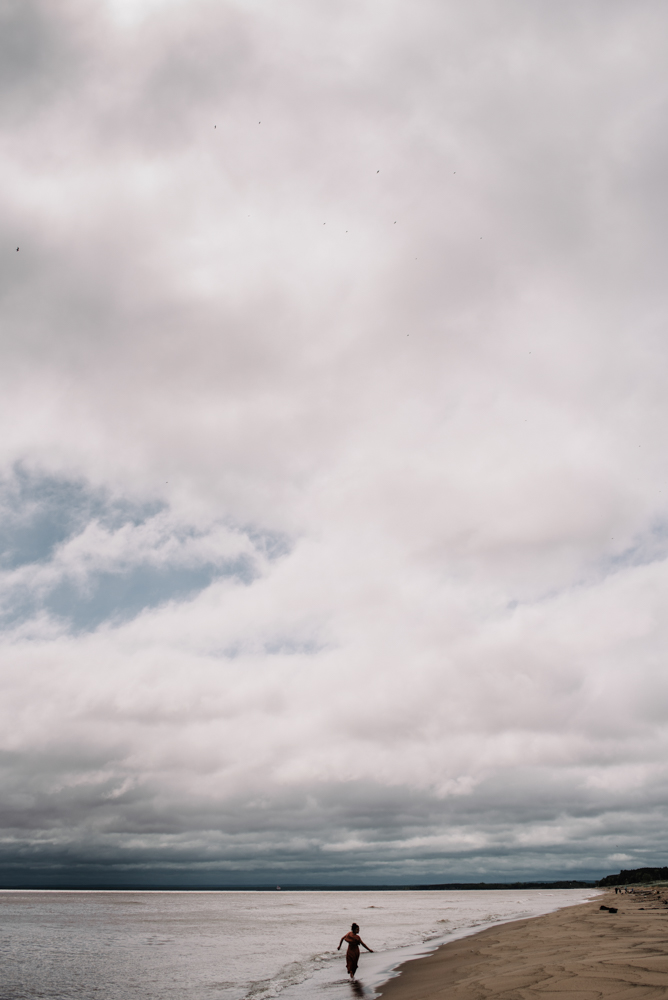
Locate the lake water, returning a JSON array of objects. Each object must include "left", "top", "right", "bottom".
[{"left": 0, "top": 888, "right": 599, "bottom": 1000}]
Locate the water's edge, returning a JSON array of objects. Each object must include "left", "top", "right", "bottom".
[
  {"left": 368, "top": 892, "right": 603, "bottom": 998},
  {"left": 273, "top": 890, "right": 603, "bottom": 1000}
]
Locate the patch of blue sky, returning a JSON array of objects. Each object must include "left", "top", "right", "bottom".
[
  {"left": 606, "top": 519, "right": 668, "bottom": 571},
  {"left": 0, "top": 465, "right": 163, "bottom": 570},
  {"left": 0, "top": 467, "right": 284, "bottom": 632},
  {"left": 504, "top": 522, "right": 668, "bottom": 613},
  {"left": 43, "top": 558, "right": 255, "bottom": 631},
  {"left": 246, "top": 526, "right": 292, "bottom": 561},
  {"left": 1, "top": 554, "right": 258, "bottom": 633}
]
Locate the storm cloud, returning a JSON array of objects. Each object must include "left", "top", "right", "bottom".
[{"left": 1, "top": 0, "right": 668, "bottom": 885}]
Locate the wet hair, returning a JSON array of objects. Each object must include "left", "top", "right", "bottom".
[{"left": 351, "top": 923, "right": 359, "bottom": 933}]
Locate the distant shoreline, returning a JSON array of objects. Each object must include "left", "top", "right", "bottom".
[{"left": 0, "top": 881, "right": 598, "bottom": 892}]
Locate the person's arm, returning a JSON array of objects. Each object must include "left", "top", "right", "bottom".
[
  {"left": 359, "top": 939, "right": 373, "bottom": 952},
  {"left": 337, "top": 936, "right": 346, "bottom": 950}
]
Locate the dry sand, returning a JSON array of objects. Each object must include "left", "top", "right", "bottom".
[{"left": 379, "top": 889, "right": 668, "bottom": 1000}]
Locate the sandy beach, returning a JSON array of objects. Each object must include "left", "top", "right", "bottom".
[{"left": 379, "top": 889, "right": 668, "bottom": 1000}]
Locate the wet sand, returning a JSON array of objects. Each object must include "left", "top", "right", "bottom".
[{"left": 379, "top": 889, "right": 668, "bottom": 1000}]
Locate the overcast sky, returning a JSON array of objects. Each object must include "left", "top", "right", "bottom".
[{"left": 1, "top": 0, "right": 668, "bottom": 885}]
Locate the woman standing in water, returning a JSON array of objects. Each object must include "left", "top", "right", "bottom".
[{"left": 337, "top": 923, "right": 373, "bottom": 979}]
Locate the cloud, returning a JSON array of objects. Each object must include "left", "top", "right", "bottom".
[
  {"left": 0, "top": 469, "right": 270, "bottom": 628},
  {"left": 1, "top": 0, "right": 668, "bottom": 884}
]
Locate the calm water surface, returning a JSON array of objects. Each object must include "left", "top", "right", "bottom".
[{"left": 0, "top": 889, "right": 599, "bottom": 1000}]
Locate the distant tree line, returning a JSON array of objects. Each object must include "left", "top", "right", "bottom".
[
  {"left": 597, "top": 867, "right": 668, "bottom": 886},
  {"left": 409, "top": 880, "right": 597, "bottom": 890},
  {"left": 411, "top": 867, "right": 668, "bottom": 890}
]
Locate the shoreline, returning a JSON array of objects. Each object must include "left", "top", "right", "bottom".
[{"left": 377, "top": 888, "right": 668, "bottom": 1000}]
